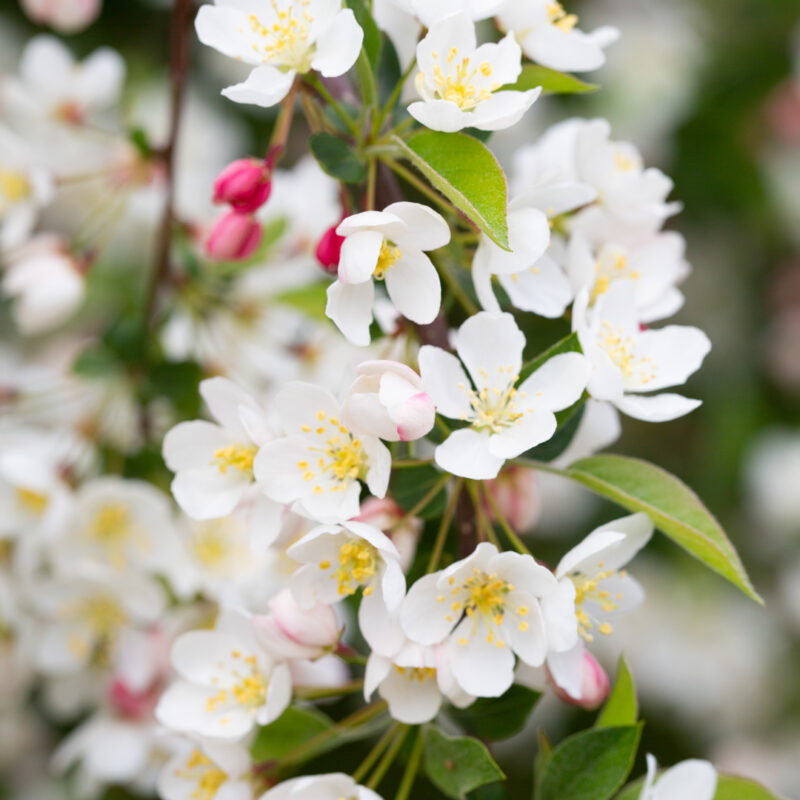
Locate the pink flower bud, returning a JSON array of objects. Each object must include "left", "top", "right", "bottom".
[
  {"left": 485, "top": 466, "right": 540, "bottom": 533},
  {"left": 343, "top": 360, "right": 436, "bottom": 442},
  {"left": 252, "top": 589, "right": 341, "bottom": 661},
  {"left": 213, "top": 158, "right": 273, "bottom": 212},
  {"left": 108, "top": 679, "right": 160, "bottom": 721},
  {"left": 205, "top": 211, "right": 262, "bottom": 261},
  {"left": 316, "top": 223, "right": 345, "bottom": 273},
  {"left": 552, "top": 652, "right": 610, "bottom": 711},
  {"left": 355, "top": 497, "right": 421, "bottom": 571},
  {"left": 21, "top": 0, "right": 101, "bottom": 32}
]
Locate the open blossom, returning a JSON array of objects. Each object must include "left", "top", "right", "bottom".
[
  {"left": 326, "top": 202, "right": 450, "bottom": 346},
  {"left": 2, "top": 234, "right": 86, "bottom": 335},
  {"left": 159, "top": 738, "right": 253, "bottom": 800},
  {"left": 287, "top": 520, "right": 405, "bottom": 656},
  {"left": 497, "top": 1, "right": 619, "bottom": 73},
  {"left": 21, "top": 0, "right": 102, "bottom": 32},
  {"left": 365, "top": 640, "right": 474, "bottom": 724},
  {"left": 254, "top": 382, "right": 391, "bottom": 522},
  {"left": 163, "top": 377, "right": 274, "bottom": 520},
  {"left": 400, "top": 542, "right": 568, "bottom": 697},
  {"left": 343, "top": 360, "right": 435, "bottom": 442},
  {"left": 195, "top": 0, "right": 363, "bottom": 108},
  {"left": 545, "top": 513, "right": 652, "bottom": 699},
  {"left": 419, "top": 312, "right": 589, "bottom": 480},
  {"left": 409, "top": 13, "right": 540, "bottom": 133},
  {"left": 156, "top": 608, "right": 292, "bottom": 740},
  {"left": 640, "top": 755, "right": 717, "bottom": 800},
  {"left": 261, "top": 774, "right": 382, "bottom": 800},
  {"left": 574, "top": 280, "right": 711, "bottom": 422}
]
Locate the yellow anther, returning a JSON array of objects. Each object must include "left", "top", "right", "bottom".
[
  {"left": 0, "top": 168, "right": 31, "bottom": 204},
  {"left": 212, "top": 444, "right": 257, "bottom": 475},
  {"left": 15, "top": 487, "right": 49, "bottom": 515},
  {"left": 373, "top": 241, "right": 402, "bottom": 279}
]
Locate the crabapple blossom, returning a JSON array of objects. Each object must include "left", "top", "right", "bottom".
[
  {"left": 574, "top": 280, "right": 711, "bottom": 422},
  {"left": 158, "top": 738, "right": 253, "bottom": 800},
  {"left": 163, "top": 377, "right": 275, "bottom": 521},
  {"left": 640, "top": 755, "right": 717, "bottom": 800},
  {"left": 395, "top": 0, "right": 504, "bottom": 27},
  {"left": 20, "top": 0, "right": 102, "bottom": 33},
  {"left": 254, "top": 382, "right": 391, "bottom": 522},
  {"left": 287, "top": 520, "right": 405, "bottom": 656},
  {"left": 326, "top": 202, "right": 450, "bottom": 346},
  {"left": 156, "top": 608, "right": 292, "bottom": 740},
  {"left": 419, "top": 312, "right": 589, "bottom": 480},
  {"left": 400, "top": 542, "right": 567, "bottom": 697},
  {"left": 355, "top": 497, "right": 422, "bottom": 572},
  {"left": 409, "top": 13, "right": 540, "bottom": 132},
  {"left": 252, "top": 588, "right": 341, "bottom": 661},
  {"left": 195, "top": 0, "right": 364, "bottom": 108},
  {"left": 2, "top": 234, "right": 86, "bottom": 335},
  {"left": 260, "top": 773, "right": 383, "bottom": 800},
  {"left": 343, "top": 360, "right": 435, "bottom": 442},
  {"left": 544, "top": 513, "right": 652, "bottom": 699},
  {"left": 364, "top": 640, "right": 474, "bottom": 724},
  {"left": 497, "top": 1, "right": 619, "bottom": 73}
]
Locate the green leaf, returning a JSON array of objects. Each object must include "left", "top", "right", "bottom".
[
  {"left": 450, "top": 685, "right": 541, "bottom": 740},
  {"left": 390, "top": 464, "right": 448, "bottom": 519},
  {"left": 534, "top": 730, "right": 553, "bottom": 800},
  {"left": 393, "top": 131, "right": 510, "bottom": 249},
  {"left": 423, "top": 726, "right": 505, "bottom": 799},
  {"left": 275, "top": 283, "right": 330, "bottom": 322},
  {"left": 519, "top": 331, "right": 583, "bottom": 382},
  {"left": 510, "top": 65, "right": 598, "bottom": 95},
  {"left": 615, "top": 772, "right": 787, "bottom": 800},
  {"left": 376, "top": 34, "right": 401, "bottom": 107},
  {"left": 526, "top": 401, "right": 585, "bottom": 463},
  {"left": 346, "top": 0, "right": 381, "bottom": 69},
  {"left": 250, "top": 706, "right": 332, "bottom": 762},
  {"left": 563, "top": 455, "right": 762, "bottom": 604},
  {"left": 148, "top": 360, "right": 203, "bottom": 418},
  {"left": 310, "top": 133, "right": 366, "bottom": 184},
  {"left": 540, "top": 724, "right": 642, "bottom": 800},
  {"left": 72, "top": 344, "right": 121, "bottom": 378},
  {"left": 596, "top": 656, "right": 637, "bottom": 728}
]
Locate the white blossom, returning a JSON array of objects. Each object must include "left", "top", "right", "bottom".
[
  {"left": 260, "top": 773, "right": 383, "bottom": 800},
  {"left": 158, "top": 738, "right": 253, "bottom": 800},
  {"left": 640, "top": 755, "right": 717, "bottom": 800}
]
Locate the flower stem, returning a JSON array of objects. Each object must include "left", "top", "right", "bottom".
[
  {"left": 395, "top": 728, "right": 423, "bottom": 800},
  {"left": 268, "top": 78, "right": 300, "bottom": 161},
  {"left": 366, "top": 724, "right": 410, "bottom": 790},
  {"left": 480, "top": 482, "right": 532, "bottom": 556},
  {"left": 293, "top": 679, "right": 364, "bottom": 700},
  {"left": 379, "top": 157, "right": 459, "bottom": 218},
  {"left": 352, "top": 724, "right": 399, "bottom": 784},
  {"left": 390, "top": 472, "right": 450, "bottom": 531},
  {"left": 427, "top": 477, "right": 463, "bottom": 573},
  {"left": 305, "top": 74, "right": 358, "bottom": 134}
]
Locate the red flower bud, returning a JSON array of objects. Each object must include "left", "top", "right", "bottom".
[
  {"left": 205, "top": 211, "right": 262, "bottom": 261},
  {"left": 316, "top": 223, "right": 345, "bottom": 273},
  {"left": 212, "top": 157, "right": 273, "bottom": 212}
]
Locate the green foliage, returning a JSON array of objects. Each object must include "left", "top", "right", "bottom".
[
  {"left": 250, "top": 706, "right": 333, "bottom": 762},
  {"left": 423, "top": 726, "right": 505, "bottom": 799},
  {"left": 390, "top": 463, "right": 448, "bottom": 519},
  {"left": 449, "top": 685, "right": 541, "bottom": 740},
  {"left": 519, "top": 332, "right": 583, "bottom": 382},
  {"left": 596, "top": 656, "right": 637, "bottom": 729},
  {"left": 275, "top": 282, "right": 331, "bottom": 322},
  {"left": 563, "top": 455, "right": 762, "bottom": 603},
  {"left": 310, "top": 133, "right": 366, "bottom": 184},
  {"left": 510, "top": 65, "right": 598, "bottom": 95},
  {"left": 539, "top": 724, "right": 642, "bottom": 800},
  {"left": 393, "top": 131, "right": 510, "bottom": 250}
]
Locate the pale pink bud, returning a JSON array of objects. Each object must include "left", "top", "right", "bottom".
[
  {"left": 552, "top": 652, "right": 610, "bottom": 711},
  {"left": 343, "top": 360, "right": 435, "bottom": 442},
  {"left": 252, "top": 589, "right": 341, "bottom": 661},
  {"left": 316, "top": 223, "right": 345, "bottom": 273},
  {"left": 107, "top": 679, "right": 160, "bottom": 720},
  {"left": 21, "top": 0, "right": 102, "bottom": 32},
  {"left": 485, "top": 466, "right": 540, "bottom": 533},
  {"left": 356, "top": 497, "right": 421, "bottom": 572},
  {"left": 205, "top": 211, "right": 262, "bottom": 261},
  {"left": 213, "top": 157, "right": 272, "bottom": 212}
]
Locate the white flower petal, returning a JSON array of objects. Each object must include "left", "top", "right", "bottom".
[{"left": 435, "top": 428, "right": 503, "bottom": 480}]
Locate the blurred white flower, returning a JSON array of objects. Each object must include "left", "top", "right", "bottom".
[
  {"left": 158, "top": 738, "right": 253, "bottom": 800},
  {"left": 20, "top": 0, "right": 102, "bottom": 33},
  {"left": 639, "top": 755, "right": 717, "bottom": 800}
]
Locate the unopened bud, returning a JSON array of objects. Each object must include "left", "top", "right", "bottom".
[
  {"left": 484, "top": 466, "right": 540, "bottom": 533},
  {"left": 213, "top": 157, "right": 272, "bottom": 212},
  {"left": 315, "top": 223, "right": 345, "bottom": 273},
  {"left": 21, "top": 0, "right": 102, "bottom": 32},
  {"left": 205, "top": 211, "right": 262, "bottom": 261},
  {"left": 552, "top": 651, "right": 610, "bottom": 711},
  {"left": 252, "top": 589, "right": 341, "bottom": 661}
]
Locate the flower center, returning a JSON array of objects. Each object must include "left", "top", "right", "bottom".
[
  {"left": 320, "top": 539, "right": 379, "bottom": 597},
  {"left": 458, "top": 366, "right": 527, "bottom": 434},
  {"left": 297, "top": 410, "right": 367, "bottom": 495},
  {"left": 212, "top": 444, "right": 257, "bottom": 475},
  {"left": 175, "top": 750, "right": 228, "bottom": 800},
  {"left": 546, "top": 2, "right": 579, "bottom": 32},
  {"left": 571, "top": 566, "right": 624, "bottom": 642},
  {"left": 614, "top": 150, "right": 639, "bottom": 172},
  {"left": 394, "top": 665, "right": 437, "bottom": 682},
  {"left": 90, "top": 503, "right": 131, "bottom": 544},
  {"left": 78, "top": 596, "right": 127, "bottom": 637},
  {"left": 597, "top": 323, "right": 656, "bottom": 386},
  {"left": 427, "top": 48, "right": 499, "bottom": 110},
  {"left": 246, "top": 1, "right": 314, "bottom": 71},
  {"left": 590, "top": 250, "right": 640, "bottom": 303},
  {"left": 373, "top": 241, "right": 401, "bottom": 280},
  {"left": 15, "top": 487, "right": 49, "bottom": 516},
  {"left": 0, "top": 168, "right": 31, "bottom": 205},
  {"left": 192, "top": 522, "right": 231, "bottom": 567},
  {"left": 206, "top": 650, "right": 267, "bottom": 713}
]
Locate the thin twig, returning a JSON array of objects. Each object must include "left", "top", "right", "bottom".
[
  {"left": 427, "top": 478, "right": 463, "bottom": 573},
  {"left": 352, "top": 724, "right": 400, "bottom": 784},
  {"left": 366, "top": 725, "right": 410, "bottom": 790},
  {"left": 395, "top": 728, "right": 423, "bottom": 800}
]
